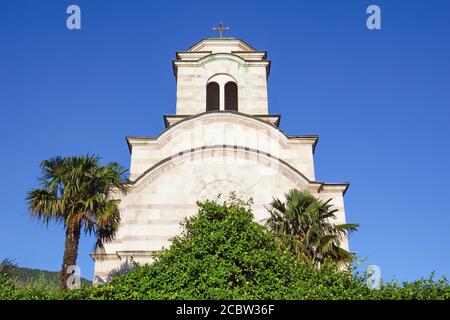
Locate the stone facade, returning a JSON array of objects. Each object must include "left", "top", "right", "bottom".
[{"left": 92, "top": 38, "right": 350, "bottom": 283}]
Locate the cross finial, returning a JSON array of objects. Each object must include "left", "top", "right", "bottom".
[{"left": 212, "top": 21, "right": 230, "bottom": 38}]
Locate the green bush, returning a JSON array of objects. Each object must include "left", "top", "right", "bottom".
[
  {"left": 2, "top": 197, "right": 449, "bottom": 300},
  {"left": 66, "top": 196, "right": 448, "bottom": 300},
  {"left": 68, "top": 196, "right": 312, "bottom": 299}
]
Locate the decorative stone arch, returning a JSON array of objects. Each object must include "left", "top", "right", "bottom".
[
  {"left": 127, "top": 144, "right": 332, "bottom": 225},
  {"left": 133, "top": 145, "right": 316, "bottom": 194},
  {"left": 206, "top": 73, "right": 238, "bottom": 85},
  {"left": 127, "top": 112, "right": 320, "bottom": 182},
  {"left": 198, "top": 53, "right": 246, "bottom": 68},
  {"left": 150, "top": 112, "right": 295, "bottom": 150}
]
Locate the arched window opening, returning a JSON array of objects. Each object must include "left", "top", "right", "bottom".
[
  {"left": 206, "top": 82, "right": 220, "bottom": 111},
  {"left": 225, "top": 82, "right": 238, "bottom": 111}
]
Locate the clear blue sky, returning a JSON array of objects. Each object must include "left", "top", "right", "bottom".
[{"left": 0, "top": 0, "right": 449, "bottom": 282}]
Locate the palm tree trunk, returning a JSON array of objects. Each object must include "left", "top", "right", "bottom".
[{"left": 60, "top": 225, "right": 81, "bottom": 290}]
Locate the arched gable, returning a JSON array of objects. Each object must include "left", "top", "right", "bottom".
[
  {"left": 132, "top": 145, "right": 318, "bottom": 193},
  {"left": 145, "top": 112, "right": 294, "bottom": 147},
  {"left": 198, "top": 53, "right": 246, "bottom": 68},
  {"left": 127, "top": 112, "right": 319, "bottom": 182}
]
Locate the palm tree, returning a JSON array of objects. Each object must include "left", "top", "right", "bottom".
[
  {"left": 27, "top": 155, "right": 131, "bottom": 290},
  {"left": 265, "top": 189, "right": 359, "bottom": 268}
]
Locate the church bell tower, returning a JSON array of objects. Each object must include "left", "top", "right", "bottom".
[{"left": 165, "top": 37, "right": 279, "bottom": 127}]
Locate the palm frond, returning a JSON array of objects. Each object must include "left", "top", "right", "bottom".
[{"left": 264, "top": 188, "right": 359, "bottom": 267}]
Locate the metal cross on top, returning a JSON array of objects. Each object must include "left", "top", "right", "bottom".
[{"left": 212, "top": 21, "right": 230, "bottom": 38}]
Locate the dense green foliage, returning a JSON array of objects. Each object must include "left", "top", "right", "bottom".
[
  {"left": 71, "top": 196, "right": 328, "bottom": 299},
  {"left": 1, "top": 197, "right": 448, "bottom": 300}
]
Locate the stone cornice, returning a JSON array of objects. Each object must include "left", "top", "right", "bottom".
[
  {"left": 186, "top": 38, "right": 257, "bottom": 52},
  {"left": 90, "top": 251, "right": 157, "bottom": 262},
  {"left": 126, "top": 111, "right": 318, "bottom": 153},
  {"left": 163, "top": 113, "right": 281, "bottom": 128},
  {"left": 172, "top": 52, "right": 271, "bottom": 78},
  {"left": 175, "top": 51, "right": 267, "bottom": 62}
]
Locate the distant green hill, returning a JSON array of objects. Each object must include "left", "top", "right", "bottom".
[{"left": 7, "top": 265, "right": 91, "bottom": 287}]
